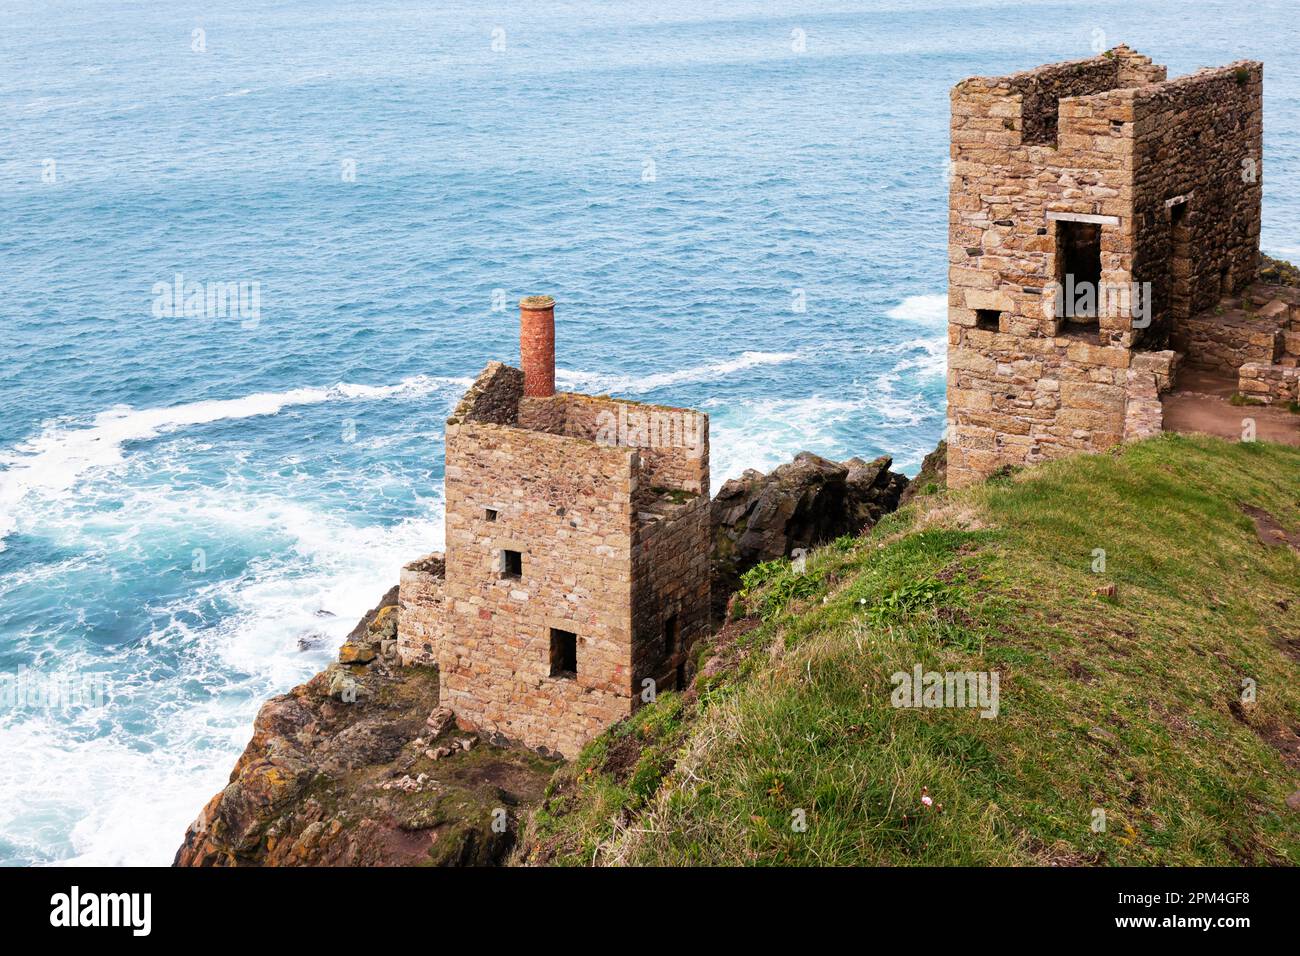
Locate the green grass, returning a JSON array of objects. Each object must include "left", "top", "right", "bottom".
[{"left": 521, "top": 435, "right": 1300, "bottom": 866}]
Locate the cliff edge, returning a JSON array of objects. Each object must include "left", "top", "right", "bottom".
[
  {"left": 174, "top": 587, "right": 557, "bottom": 866},
  {"left": 175, "top": 450, "right": 910, "bottom": 865},
  {"left": 520, "top": 435, "right": 1300, "bottom": 865}
]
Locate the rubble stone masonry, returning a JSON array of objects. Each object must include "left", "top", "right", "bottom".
[
  {"left": 426, "top": 361, "right": 710, "bottom": 758},
  {"left": 396, "top": 553, "right": 446, "bottom": 666},
  {"left": 1238, "top": 362, "right": 1299, "bottom": 405},
  {"left": 946, "top": 46, "right": 1263, "bottom": 486}
]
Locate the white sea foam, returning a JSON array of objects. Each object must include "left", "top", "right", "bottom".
[
  {"left": 0, "top": 482, "right": 446, "bottom": 865},
  {"left": 886, "top": 293, "right": 948, "bottom": 325},
  {"left": 0, "top": 375, "right": 468, "bottom": 550},
  {"left": 556, "top": 350, "right": 802, "bottom": 396},
  {"left": 0, "top": 368, "right": 461, "bottom": 863},
  {"left": 707, "top": 393, "right": 861, "bottom": 485},
  {"left": 707, "top": 385, "right": 943, "bottom": 488},
  {"left": 703, "top": 320, "right": 947, "bottom": 485},
  {"left": 0, "top": 710, "right": 237, "bottom": 867},
  {"left": 876, "top": 336, "right": 948, "bottom": 387}
]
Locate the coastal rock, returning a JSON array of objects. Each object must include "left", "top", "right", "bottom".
[
  {"left": 337, "top": 641, "right": 377, "bottom": 665},
  {"left": 1258, "top": 253, "right": 1300, "bottom": 288},
  {"left": 710, "top": 451, "right": 908, "bottom": 611},
  {"left": 296, "top": 632, "right": 327, "bottom": 651},
  {"left": 898, "top": 439, "right": 947, "bottom": 506},
  {"left": 173, "top": 591, "right": 557, "bottom": 867}
]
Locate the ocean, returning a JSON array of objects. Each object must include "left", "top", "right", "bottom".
[{"left": 1, "top": 0, "right": 1297, "bottom": 865}]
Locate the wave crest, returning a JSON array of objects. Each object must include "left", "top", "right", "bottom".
[{"left": 0, "top": 375, "right": 470, "bottom": 549}]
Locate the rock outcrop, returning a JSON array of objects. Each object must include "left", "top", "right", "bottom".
[
  {"left": 174, "top": 589, "right": 557, "bottom": 867},
  {"left": 710, "top": 452, "right": 908, "bottom": 612},
  {"left": 1259, "top": 253, "right": 1300, "bottom": 288},
  {"left": 179, "top": 446, "right": 915, "bottom": 865},
  {"left": 898, "top": 440, "right": 947, "bottom": 506}
]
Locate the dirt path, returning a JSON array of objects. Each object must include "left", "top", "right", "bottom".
[{"left": 1161, "top": 368, "right": 1300, "bottom": 446}]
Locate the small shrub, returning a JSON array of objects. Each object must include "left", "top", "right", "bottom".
[
  {"left": 866, "top": 577, "right": 970, "bottom": 626},
  {"left": 740, "top": 556, "right": 826, "bottom": 621}
]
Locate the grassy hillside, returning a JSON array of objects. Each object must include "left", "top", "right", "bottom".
[{"left": 519, "top": 435, "right": 1300, "bottom": 866}]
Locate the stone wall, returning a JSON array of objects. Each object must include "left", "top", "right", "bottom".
[
  {"left": 1248, "top": 285, "right": 1300, "bottom": 359},
  {"left": 563, "top": 394, "right": 709, "bottom": 497},
  {"left": 946, "top": 48, "right": 1262, "bottom": 487},
  {"left": 631, "top": 494, "right": 711, "bottom": 696},
  {"left": 948, "top": 46, "right": 1160, "bottom": 344},
  {"left": 1002, "top": 54, "right": 1136, "bottom": 147},
  {"left": 1128, "top": 63, "right": 1263, "bottom": 346},
  {"left": 1238, "top": 362, "right": 1299, "bottom": 404},
  {"left": 949, "top": 332, "right": 1143, "bottom": 479},
  {"left": 442, "top": 414, "right": 638, "bottom": 758},
  {"left": 517, "top": 394, "right": 567, "bottom": 434},
  {"left": 449, "top": 361, "right": 523, "bottom": 426},
  {"left": 947, "top": 50, "right": 1146, "bottom": 487},
  {"left": 396, "top": 553, "right": 446, "bottom": 666},
  {"left": 515, "top": 393, "right": 709, "bottom": 497},
  {"left": 1173, "top": 310, "right": 1282, "bottom": 373},
  {"left": 1124, "top": 350, "right": 1180, "bottom": 440}
]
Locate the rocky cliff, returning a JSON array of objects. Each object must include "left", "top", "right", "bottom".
[
  {"left": 176, "top": 448, "right": 912, "bottom": 866},
  {"left": 516, "top": 435, "right": 1300, "bottom": 866},
  {"left": 174, "top": 587, "right": 557, "bottom": 866},
  {"left": 898, "top": 440, "right": 947, "bottom": 507},
  {"left": 710, "top": 452, "right": 908, "bottom": 614}
]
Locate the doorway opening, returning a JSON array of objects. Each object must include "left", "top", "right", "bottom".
[{"left": 1056, "top": 220, "right": 1102, "bottom": 336}]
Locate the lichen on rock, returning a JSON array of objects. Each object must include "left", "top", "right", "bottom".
[{"left": 173, "top": 590, "right": 557, "bottom": 867}]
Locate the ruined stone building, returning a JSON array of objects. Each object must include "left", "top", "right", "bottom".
[
  {"left": 947, "top": 46, "right": 1298, "bottom": 486},
  {"left": 396, "top": 296, "right": 712, "bottom": 758}
]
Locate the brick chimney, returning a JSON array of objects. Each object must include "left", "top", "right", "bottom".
[{"left": 519, "top": 295, "right": 556, "bottom": 398}]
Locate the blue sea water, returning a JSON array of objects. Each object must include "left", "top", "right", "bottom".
[{"left": 0, "top": 0, "right": 1297, "bottom": 865}]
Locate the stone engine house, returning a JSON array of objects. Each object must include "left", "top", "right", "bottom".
[
  {"left": 946, "top": 45, "right": 1285, "bottom": 486},
  {"left": 396, "top": 296, "right": 711, "bottom": 758}
]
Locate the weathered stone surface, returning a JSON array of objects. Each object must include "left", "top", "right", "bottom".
[
  {"left": 338, "top": 641, "right": 377, "bottom": 665},
  {"left": 1238, "top": 361, "right": 1299, "bottom": 404},
  {"left": 1172, "top": 304, "right": 1284, "bottom": 373},
  {"left": 710, "top": 451, "right": 908, "bottom": 609},
  {"left": 173, "top": 592, "right": 556, "bottom": 867},
  {"left": 396, "top": 553, "right": 445, "bottom": 666},
  {"left": 1258, "top": 254, "right": 1300, "bottom": 288},
  {"left": 439, "top": 364, "right": 711, "bottom": 759},
  {"left": 946, "top": 46, "right": 1264, "bottom": 486}
]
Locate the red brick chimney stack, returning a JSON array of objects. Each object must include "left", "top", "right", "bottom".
[{"left": 519, "top": 295, "right": 556, "bottom": 398}]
